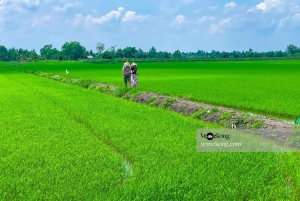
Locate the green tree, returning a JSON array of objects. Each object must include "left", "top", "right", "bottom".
[
  {"left": 116, "top": 48, "right": 124, "bottom": 58},
  {"left": 123, "top": 47, "right": 137, "bottom": 58},
  {"left": 88, "top": 50, "right": 95, "bottom": 57},
  {"left": 133, "top": 48, "right": 146, "bottom": 58},
  {"left": 109, "top": 45, "right": 116, "bottom": 58},
  {"left": 231, "top": 51, "right": 240, "bottom": 58},
  {"left": 29, "top": 49, "right": 38, "bottom": 62},
  {"left": 40, "top": 44, "right": 53, "bottom": 60},
  {"left": 264, "top": 51, "right": 275, "bottom": 58},
  {"left": 51, "top": 48, "right": 61, "bottom": 60},
  {"left": 0, "top": 45, "right": 8, "bottom": 61},
  {"left": 148, "top": 47, "right": 157, "bottom": 58},
  {"left": 164, "top": 51, "right": 171, "bottom": 59},
  {"left": 61, "top": 41, "right": 86, "bottom": 60},
  {"left": 17, "top": 48, "right": 30, "bottom": 61},
  {"left": 102, "top": 50, "right": 113, "bottom": 59},
  {"left": 8, "top": 48, "right": 18, "bottom": 61},
  {"left": 96, "top": 43, "right": 105, "bottom": 57},
  {"left": 246, "top": 48, "right": 254, "bottom": 58},
  {"left": 172, "top": 50, "right": 182, "bottom": 59},
  {"left": 220, "top": 51, "right": 230, "bottom": 58},
  {"left": 275, "top": 50, "right": 284, "bottom": 57},
  {"left": 286, "top": 44, "right": 298, "bottom": 55},
  {"left": 157, "top": 51, "right": 165, "bottom": 58}
]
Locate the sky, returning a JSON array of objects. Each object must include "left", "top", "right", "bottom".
[{"left": 0, "top": 0, "right": 300, "bottom": 53}]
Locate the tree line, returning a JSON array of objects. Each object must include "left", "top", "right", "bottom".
[{"left": 0, "top": 42, "right": 300, "bottom": 62}]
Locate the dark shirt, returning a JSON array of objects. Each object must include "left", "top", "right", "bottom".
[{"left": 131, "top": 67, "right": 137, "bottom": 74}]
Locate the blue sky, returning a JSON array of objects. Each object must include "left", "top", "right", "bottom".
[{"left": 0, "top": 0, "right": 300, "bottom": 53}]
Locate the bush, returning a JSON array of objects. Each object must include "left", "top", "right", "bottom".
[{"left": 191, "top": 109, "right": 207, "bottom": 119}]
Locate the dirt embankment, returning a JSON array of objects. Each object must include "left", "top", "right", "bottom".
[
  {"left": 132, "top": 92, "right": 293, "bottom": 129},
  {"left": 132, "top": 92, "right": 296, "bottom": 145}
]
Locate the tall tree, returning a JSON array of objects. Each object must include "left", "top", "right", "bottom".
[
  {"left": 29, "top": 49, "right": 38, "bottom": 61},
  {"left": 109, "top": 45, "right": 116, "bottom": 58},
  {"left": 247, "top": 48, "right": 254, "bottom": 58},
  {"left": 61, "top": 41, "right": 86, "bottom": 60},
  {"left": 96, "top": 43, "right": 105, "bottom": 57},
  {"left": 40, "top": 44, "right": 53, "bottom": 60},
  {"left": 172, "top": 50, "right": 182, "bottom": 58},
  {"left": 134, "top": 48, "right": 146, "bottom": 58},
  {"left": 116, "top": 48, "right": 124, "bottom": 58},
  {"left": 123, "top": 47, "right": 137, "bottom": 58},
  {"left": 102, "top": 50, "right": 113, "bottom": 59},
  {"left": 51, "top": 48, "right": 61, "bottom": 60},
  {"left": 275, "top": 50, "right": 284, "bottom": 57},
  {"left": 148, "top": 47, "right": 157, "bottom": 58},
  {"left": 8, "top": 48, "right": 18, "bottom": 61},
  {"left": 0, "top": 45, "right": 8, "bottom": 61},
  {"left": 286, "top": 44, "right": 298, "bottom": 55}
]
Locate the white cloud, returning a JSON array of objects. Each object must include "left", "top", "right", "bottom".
[
  {"left": 70, "top": 7, "right": 125, "bottom": 26},
  {"left": 193, "top": 8, "right": 202, "bottom": 13},
  {"left": 225, "top": 2, "right": 237, "bottom": 8},
  {"left": 198, "top": 16, "right": 214, "bottom": 23},
  {"left": 248, "top": 0, "right": 283, "bottom": 13},
  {"left": 278, "top": 16, "right": 289, "bottom": 27},
  {"left": 219, "top": 18, "right": 231, "bottom": 26},
  {"left": 209, "top": 17, "right": 231, "bottom": 33},
  {"left": 292, "top": 13, "right": 300, "bottom": 21},
  {"left": 85, "top": 7, "right": 124, "bottom": 24},
  {"left": 31, "top": 14, "right": 50, "bottom": 27},
  {"left": 171, "top": 15, "right": 187, "bottom": 26},
  {"left": 289, "top": 2, "right": 300, "bottom": 12},
  {"left": 0, "top": 0, "right": 39, "bottom": 13},
  {"left": 121, "top": 11, "right": 149, "bottom": 22},
  {"left": 266, "top": 19, "right": 276, "bottom": 27},
  {"left": 53, "top": 2, "right": 78, "bottom": 12},
  {"left": 247, "top": 8, "right": 255, "bottom": 13},
  {"left": 72, "top": 13, "right": 85, "bottom": 26}
]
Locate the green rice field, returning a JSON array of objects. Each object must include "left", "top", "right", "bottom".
[
  {"left": 3, "top": 60, "right": 300, "bottom": 119},
  {"left": 0, "top": 62, "right": 20, "bottom": 67},
  {"left": 1, "top": 61, "right": 300, "bottom": 200}
]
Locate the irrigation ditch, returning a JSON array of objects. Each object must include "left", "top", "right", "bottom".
[{"left": 24, "top": 70, "right": 300, "bottom": 149}]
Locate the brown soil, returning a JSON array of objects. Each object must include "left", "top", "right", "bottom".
[{"left": 134, "top": 92, "right": 296, "bottom": 145}]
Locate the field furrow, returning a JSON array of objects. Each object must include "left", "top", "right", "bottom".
[{"left": 1, "top": 72, "right": 300, "bottom": 200}]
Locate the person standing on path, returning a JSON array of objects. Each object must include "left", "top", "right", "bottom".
[
  {"left": 131, "top": 62, "right": 138, "bottom": 88},
  {"left": 122, "top": 62, "right": 131, "bottom": 87}
]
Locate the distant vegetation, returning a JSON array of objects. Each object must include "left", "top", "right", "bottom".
[{"left": 0, "top": 41, "right": 300, "bottom": 62}]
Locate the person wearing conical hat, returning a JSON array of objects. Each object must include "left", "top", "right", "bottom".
[
  {"left": 122, "top": 62, "right": 131, "bottom": 87},
  {"left": 130, "top": 62, "right": 138, "bottom": 88}
]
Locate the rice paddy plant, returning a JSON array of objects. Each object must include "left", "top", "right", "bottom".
[
  {"left": 0, "top": 73, "right": 125, "bottom": 200},
  {"left": 1, "top": 67, "right": 300, "bottom": 200},
  {"left": 11, "top": 60, "right": 299, "bottom": 120}
]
